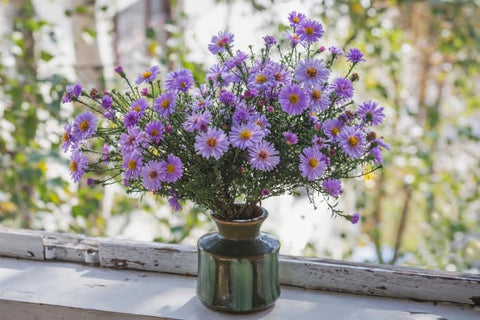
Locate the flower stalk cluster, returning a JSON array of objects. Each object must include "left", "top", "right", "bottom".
[{"left": 61, "top": 12, "right": 388, "bottom": 221}]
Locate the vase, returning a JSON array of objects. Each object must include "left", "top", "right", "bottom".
[{"left": 196, "top": 206, "right": 281, "bottom": 312}]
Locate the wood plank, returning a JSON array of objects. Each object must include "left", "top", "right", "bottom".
[
  {"left": 98, "top": 238, "right": 197, "bottom": 275},
  {"left": 0, "top": 231, "right": 44, "bottom": 260}
]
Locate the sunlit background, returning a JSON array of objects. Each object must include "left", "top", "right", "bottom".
[{"left": 0, "top": 0, "right": 479, "bottom": 273}]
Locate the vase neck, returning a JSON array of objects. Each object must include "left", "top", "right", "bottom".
[{"left": 212, "top": 207, "right": 268, "bottom": 240}]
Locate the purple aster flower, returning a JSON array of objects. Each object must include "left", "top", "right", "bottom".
[
  {"left": 160, "top": 155, "right": 183, "bottom": 183},
  {"left": 232, "top": 104, "right": 254, "bottom": 124},
  {"left": 194, "top": 127, "right": 229, "bottom": 160},
  {"left": 168, "top": 197, "right": 182, "bottom": 211},
  {"left": 346, "top": 48, "right": 366, "bottom": 63},
  {"left": 206, "top": 64, "right": 234, "bottom": 88},
  {"left": 322, "top": 178, "right": 343, "bottom": 197},
  {"left": 263, "top": 35, "right": 277, "bottom": 48},
  {"left": 114, "top": 65, "right": 124, "bottom": 75},
  {"left": 328, "top": 46, "right": 344, "bottom": 56},
  {"left": 101, "top": 95, "right": 113, "bottom": 109},
  {"left": 369, "top": 147, "right": 384, "bottom": 165},
  {"left": 87, "top": 178, "right": 95, "bottom": 186},
  {"left": 102, "top": 144, "right": 110, "bottom": 164},
  {"left": 62, "top": 83, "right": 82, "bottom": 103},
  {"left": 119, "top": 126, "right": 147, "bottom": 156},
  {"left": 123, "top": 111, "right": 140, "bottom": 127},
  {"left": 208, "top": 30, "right": 234, "bottom": 54},
  {"left": 295, "top": 58, "right": 330, "bottom": 87},
  {"left": 225, "top": 50, "right": 248, "bottom": 70},
  {"left": 351, "top": 213, "right": 360, "bottom": 224},
  {"left": 261, "top": 188, "right": 270, "bottom": 196},
  {"left": 248, "top": 67, "right": 275, "bottom": 91},
  {"left": 297, "top": 19, "right": 324, "bottom": 43},
  {"left": 218, "top": 90, "right": 236, "bottom": 105},
  {"left": 130, "top": 98, "right": 149, "bottom": 116},
  {"left": 69, "top": 150, "right": 88, "bottom": 183},
  {"left": 248, "top": 140, "right": 280, "bottom": 172},
  {"left": 123, "top": 152, "right": 143, "bottom": 181},
  {"left": 330, "top": 78, "right": 354, "bottom": 100},
  {"left": 183, "top": 110, "right": 212, "bottom": 132},
  {"left": 154, "top": 91, "right": 177, "bottom": 118},
  {"left": 283, "top": 131, "right": 298, "bottom": 145},
  {"left": 286, "top": 32, "right": 300, "bottom": 48},
  {"left": 338, "top": 126, "right": 366, "bottom": 159},
  {"left": 279, "top": 84, "right": 309, "bottom": 115},
  {"left": 270, "top": 62, "right": 291, "bottom": 86},
  {"left": 135, "top": 65, "right": 160, "bottom": 85},
  {"left": 164, "top": 69, "right": 194, "bottom": 93},
  {"left": 229, "top": 122, "right": 264, "bottom": 150},
  {"left": 73, "top": 111, "right": 97, "bottom": 141},
  {"left": 309, "top": 88, "right": 330, "bottom": 112},
  {"left": 288, "top": 11, "right": 306, "bottom": 27},
  {"left": 357, "top": 100, "right": 385, "bottom": 126},
  {"left": 141, "top": 160, "right": 163, "bottom": 191},
  {"left": 104, "top": 110, "right": 115, "bottom": 120},
  {"left": 323, "top": 119, "right": 344, "bottom": 141},
  {"left": 312, "top": 135, "right": 326, "bottom": 149},
  {"left": 252, "top": 114, "right": 271, "bottom": 136},
  {"left": 145, "top": 121, "right": 164, "bottom": 144},
  {"left": 299, "top": 147, "right": 329, "bottom": 181},
  {"left": 62, "top": 122, "right": 77, "bottom": 152}
]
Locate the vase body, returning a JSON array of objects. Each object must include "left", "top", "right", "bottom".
[{"left": 196, "top": 207, "right": 280, "bottom": 312}]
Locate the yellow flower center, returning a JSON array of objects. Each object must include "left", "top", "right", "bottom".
[
  {"left": 161, "top": 99, "right": 170, "bottom": 109},
  {"left": 128, "top": 160, "right": 136, "bottom": 170},
  {"left": 70, "top": 161, "right": 78, "bottom": 172},
  {"left": 151, "top": 129, "right": 158, "bottom": 137},
  {"left": 348, "top": 136, "right": 358, "bottom": 147},
  {"left": 207, "top": 137, "right": 218, "bottom": 147},
  {"left": 240, "top": 130, "right": 252, "bottom": 140},
  {"left": 79, "top": 120, "right": 89, "bottom": 131},
  {"left": 180, "top": 82, "right": 186, "bottom": 88},
  {"left": 255, "top": 74, "right": 267, "bottom": 84},
  {"left": 142, "top": 71, "right": 152, "bottom": 79},
  {"left": 311, "top": 90, "right": 322, "bottom": 100},
  {"left": 331, "top": 127, "right": 340, "bottom": 136},
  {"left": 289, "top": 93, "right": 299, "bottom": 104},
  {"left": 306, "top": 67, "right": 318, "bottom": 78},
  {"left": 305, "top": 26, "right": 314, "bottom": 35},
  {"left": 308, "top": 158, "right": 318, "bottom": 169},
  {"left": 63, "top": 132, "right": 69, "bottom": 142},
  {"left": 166, "top": 163, "right": 175, "bottom": 174},
  {"left": 134, "top": 105, "right": 141, "bottom": 112},
  {"left": 293, "top": 17, "right": 299, "bottom": 23}
]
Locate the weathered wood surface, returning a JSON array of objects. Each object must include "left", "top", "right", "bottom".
[{"left": 1, "top": 227, "right": 479, "bottom": 307}]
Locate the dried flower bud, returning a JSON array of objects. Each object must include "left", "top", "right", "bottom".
[
  {"left": 89, "top": 88, "right": 98, "bottom": 99},
  {"left": 238, "top": 166, "right": 245, "bottom": 174},
  {"left": 367, "top": 131, "right": 377, "bottom": 141},
  {"left": 351, "top": 73, "right": 360, "bottom": 82}
]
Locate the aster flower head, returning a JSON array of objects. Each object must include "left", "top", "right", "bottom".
[
  {"left": 283, "top": 131, "right": 298, "bottom": 145},
  {"left": 279, "top": 84, "right": 309, "bottom": 115},
  {"left": 135, "top": 65, "right": 160, "bottom": 85},
  {"left": 299, "top": 147, "right": 329, "bottom": 181},
  {"left": 230, "top": 122, "right": 264, "bottom": 150},
  {"left": 322, "top": 178, "right": 343, "bottom": 197},
  {"left": 248, "top": 140, "right": 280, "bottom": 172},
  {"left": 123, "top": 111, "right": 140, "bottom": 127},
  {"left": 123, "top": 152, "right": 144, "bottom": 181},
  {"left": 130, "top": 98, "right": 149, "bottom": 116},
  {"left": 328, "top": 46, "right": 344, "bottom": 56},
  {"left": 330, "top": 77, "right": 354, "bottom": 100},
  {"left": 101, "top": 95, "right": 113, "bottom": 109},
  {"left": 62, "top": 122, "right": 77, "bottom": 152},
  {"left": 295, "top": 58, "right": 330, "bottom": 87},
  {"left": 309, "top": 87, "right": 330, "bottom": 112},
  {"left": 288, "top": 11, "right": 306, "bottom": 27},
  {"left": 206, "top": 63, "right": 234, "bottom": 88},
  {"left": 208, "top": 30, "right": 234, "bottom": 54},
  {"left": 248, "top": 67, "right": 275, "bottom": 91},
  {"left": 69, "top": 150, "right": 88, "bottom": 183},
  {"left": 119, "top": 126, "right": 146, "bottom": 156},
  {"left": 160, "top": 155, "right": 183, "bottom": 183},
  {"left": 168, "top": 197, "right": 182, "bottom": 211},
  {"left": 351, "top": 213, "right": 360, "bottom": 224},
  {"left": 323, "top": 119, "right": 344, "bottom": 141},
  {"left": 164, "top": 69, "right": 194, "bottom": 93},
  {"left": 263, "top": 35, "right": 277, "bottom": 48},
  {"left": 338, "top": 126, "right": 366, "bottom": 159},
  {"left": 141, "top": 160, "right": 163, "bottom": 191},
  {"left": 346, "top": 48, "right": 366, "bottom": 63},
  {"left": 183, "top": 110, "right": 212, "bottom": 132},
  {"left": 62, "top": 83, "right": 82, "bottom": 103},
  {"left": 73, "top": 111, "right": 97, "bottom": 141},
  {"left": 145, "top": 121, "right": 164, "bottom": 144},
  {"left": 297, "top": 19, "right": 324, "bottom": 43},
  {"left": 357, "top": 100, "right": 385, "bottom": 126},
  {"left": 154, "top": 91, "right": 177, "bottom": 118},
  {"left": 194, "top": 127, "right": 229, "bottom": 160}
]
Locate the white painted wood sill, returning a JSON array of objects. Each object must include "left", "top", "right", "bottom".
[{"left": 0, "top": 228, "right": 479, "bottom": 319}]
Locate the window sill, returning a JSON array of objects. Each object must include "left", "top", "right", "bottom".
[{"left": 0, "top": 228, "right": 479, "bottom": 319}]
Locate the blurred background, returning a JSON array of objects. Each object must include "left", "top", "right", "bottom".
[{"left": 0, "top": 0, "right": 479, "bottom": 273}]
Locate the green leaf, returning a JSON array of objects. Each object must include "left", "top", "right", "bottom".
[{"left": 40, "top": 51, "right": 54, "bottom": 62}]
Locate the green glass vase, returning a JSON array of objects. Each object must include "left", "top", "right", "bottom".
[{"left": 196, "top": 207, "right": 281, "bottom": 312}]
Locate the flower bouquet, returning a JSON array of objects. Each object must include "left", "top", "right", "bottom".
[{"left": 62, "top": 11, "right": 388, "bottom": 223}]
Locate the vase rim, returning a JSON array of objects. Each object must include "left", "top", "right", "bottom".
[{"left": 211, "top": 206, "right": 268, "bottom": 224}]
